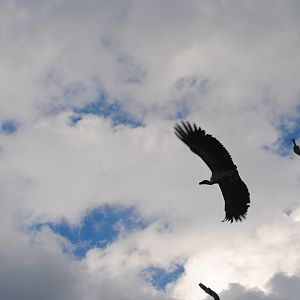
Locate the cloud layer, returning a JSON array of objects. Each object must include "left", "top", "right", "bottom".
[{"left": 1, "top": 1, "right": 300, "bottom": 299}]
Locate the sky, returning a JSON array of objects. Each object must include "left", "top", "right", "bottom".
[{"left": 2, "top": 1, "right": 300, "bottom": 299}]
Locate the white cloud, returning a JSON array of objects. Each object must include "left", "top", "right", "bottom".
[{"left": 1, "top": 1, "right": 300, "bottom": 299}]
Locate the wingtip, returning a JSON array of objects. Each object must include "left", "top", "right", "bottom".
[
  {"left": 221, "top": 213, "right": 247, "bottom": 223},
  {"left": 174, "top": 120, "right": 201, "bottom": 133}
]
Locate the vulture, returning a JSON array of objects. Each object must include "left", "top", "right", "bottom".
[
  {"left": 292, "top": 139, "right": 300, "bottom": 156},
  {"left": 174, "top": 121, "right": 250, "bottom": 222}
]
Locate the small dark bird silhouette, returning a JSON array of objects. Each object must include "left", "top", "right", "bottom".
[
  {"left": 292, "top": 139, "right": 300, "bottom": 156},
  {"left": 199, "top": 283, "right": 220, "bottom": 300},
  {"left": 174, "top": 121, "right": 250, "bottom": 222}
]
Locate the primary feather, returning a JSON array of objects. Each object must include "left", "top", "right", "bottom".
[{"left": 174, "top": 121, "right": 250, "bottom": 223}]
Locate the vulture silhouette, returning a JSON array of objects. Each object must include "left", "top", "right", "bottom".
[
  {"left": 292, "top": 139, "right": 300, "bottom": 156},
  {"left": 174, "top": 121, "right": 250, "bottom": 222}
]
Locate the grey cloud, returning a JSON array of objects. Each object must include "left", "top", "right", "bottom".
[
  {"left": 0, "top": 233, "right": 77, "bottom": 300},
  {"left": 219, "top": 272, "right": 300, "bottom": 300},
  {"left": 0, "top": 228, "right": 177, "bottom": 300},
  {"left": 268, "top": 272, "right": 300, "bottom": 299}
]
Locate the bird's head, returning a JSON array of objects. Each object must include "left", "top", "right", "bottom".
[{"left": 199, "top": 180, "right": 213, "bottom": 185}]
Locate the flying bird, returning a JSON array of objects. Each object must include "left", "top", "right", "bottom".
[
  {"left": 174, "top": 121, "right": 250, "bottom": 222},
  {"left": 292, "top": 139, "right": 300, "bottom": 156},
  {"left": 199, "top": 283, "right": 220, "bottom": 300}
]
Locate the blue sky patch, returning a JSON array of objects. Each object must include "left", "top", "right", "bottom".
[
  {"left": 175, "top": 99, "right": 190, "bottom": 119},
  {"left": 32, "top": 205, "right": 148, "bottom": 258},
  {"left": 270, "top": 110, "right": 300, "bottom": 156},
  {"left": 142, "top": 265, "right": 185, "bottom": 290},
  {"left": 72, "top": 91, "right": 143, "bottom": 127},
  {"left": 70, "top": 114, "right": 82, "bottom": 124},
  {"left": 1, "top": 120, "right": 18, "bottom": 134}
]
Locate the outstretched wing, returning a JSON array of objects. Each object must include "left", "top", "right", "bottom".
[
  {"left": 174, "top": 121, "right": 236, "bottom": 172},
  {"left": 218, "top": 173, "right": 250, "bottom": 222}
]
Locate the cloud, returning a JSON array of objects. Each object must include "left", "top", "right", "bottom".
[
  {"left": 217, "top": 272, "right": 300, "bottom": 300},
  {"left": 1, "top": 1, "right": 300, "bottom": 300},
  {"left": 0, "top": 226, "right": 178, "bottom": 300}
]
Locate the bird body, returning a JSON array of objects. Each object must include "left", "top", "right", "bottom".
[
  {"left": 174, "top": 121, "right": 250, "bottom": 222},
  {"left": 292, "top": 139, "right": 300, "bottom": 156},
  {"left": 210, "top": 169, "right": 237, "bottom": 184}
]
